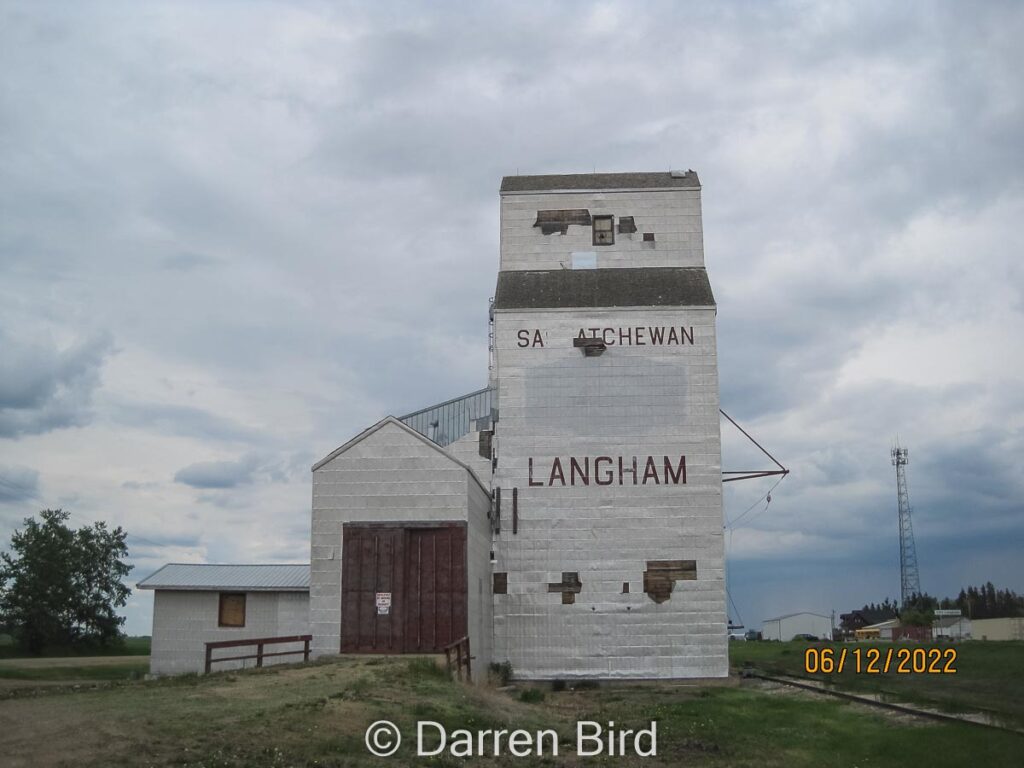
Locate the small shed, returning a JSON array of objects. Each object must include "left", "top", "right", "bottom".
[
  {"left": 138, "top": 563, "right": 310, "bottom": 676},
  {"left": 932, "top": 615, "right": 971, "bottom": 640},
  {"left": 761, "top": 612, "right": 833, "bottom": 641}
]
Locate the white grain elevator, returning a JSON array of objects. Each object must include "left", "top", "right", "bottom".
[{"left": 488, "top": 171, "right": 727, "bottom": 679}]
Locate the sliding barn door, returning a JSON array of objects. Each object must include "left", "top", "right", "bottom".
[
  {"left": 340, "top": 524, "right": 466, "bottom": 654},
  {"left": 403, "top": 526, "right": 467, "bottom": 652}
]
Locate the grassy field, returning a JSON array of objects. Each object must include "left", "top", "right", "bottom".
[
  {"left": 730, "top": 640, "right": 1024, "bottom": 728},
  {"left": 0, "top": 657, "right": 150, "bottom": 683},
  {"left": 0, "top": 634, "right": 150, "bottom": 659},
  {"left": 0, "top": 655, "right": 1021, "bottom": 767}
]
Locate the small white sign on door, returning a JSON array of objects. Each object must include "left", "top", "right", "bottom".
[{"left": 375, "top": 592, "right": 392, "bottom": 615}]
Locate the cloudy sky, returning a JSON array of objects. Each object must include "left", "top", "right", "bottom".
[{"left": 1, "top": 1, "right": 1022, "bottom": 635}]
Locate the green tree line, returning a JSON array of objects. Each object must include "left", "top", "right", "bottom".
[{"left": 854, "top": 584, "right": 1024, "bottom": 627}]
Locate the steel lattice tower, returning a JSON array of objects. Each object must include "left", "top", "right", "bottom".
[{"left": 892, "top": 446, "right": 921, "bottom": 605}]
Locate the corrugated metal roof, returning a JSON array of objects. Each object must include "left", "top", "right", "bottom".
[
  {"left": 137, "top": 563, "right": 310, "bottom": 591},
  {"left": 762, "top": 612, "right": 833, "bottom": 622},
  {"left": 399, "top": 387, "right": 493, "bottom": 447},
  {"left": 501, "top": 171, "right": 700, "bottom": 194},
  {"left": 862, "top": 619, "right": 900, "bottom": 629}
]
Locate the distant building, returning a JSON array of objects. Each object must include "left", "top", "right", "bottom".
[
  {"left": 761, "top": 612, "right": 832, "bottom": 641},
  {"left": 973, "top": 617, "right": 1024, "bottom": 641},
  {"left": 932, "top": 615, "right": 971, "bottom": 640},
  {"left": 855, "top": 618, "right": 900, "bottom": 640},
  {"left": 892, "top": 624, "right": 932, "bottom": 642},
  {"left": 840, "top": 608, "right": 897, "bottom": 632},
  {"left": 930, "top": 609, "right": 970, "bottom": 641}
]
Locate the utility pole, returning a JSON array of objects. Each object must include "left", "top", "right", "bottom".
[{"left": 892, "top": 444, "right": 922, "bottom": 606}]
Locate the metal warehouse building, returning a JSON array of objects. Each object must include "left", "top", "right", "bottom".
[
  {"left": 761, "top": 612, "right": 833, "bottom": 642},
  {"left": 142, "top": 171, "right": 728, "bottom": 680}
]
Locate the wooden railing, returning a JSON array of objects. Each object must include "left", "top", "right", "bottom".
[
  {"left": 441, "top": 636, "right": 472, "bottom": 681},
  {"left": 204, "top": 634, "right": 312, "bottom": 674}
]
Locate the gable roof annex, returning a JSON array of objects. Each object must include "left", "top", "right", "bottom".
[{"left": 311, "top": 416, "right": 489, "bottom": 494}]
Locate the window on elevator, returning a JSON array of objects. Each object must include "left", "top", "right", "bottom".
[{"left": 592, "top": 216, "right": 614, "bottom": 245}]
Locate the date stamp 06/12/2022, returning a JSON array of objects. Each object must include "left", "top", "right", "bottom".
[{"left": 803, "top": 647, "right": 958, "bottom": 675}]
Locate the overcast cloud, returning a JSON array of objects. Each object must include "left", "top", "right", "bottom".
[{"left": 1, "top": 1, "right": 1022, "bottom": 635}]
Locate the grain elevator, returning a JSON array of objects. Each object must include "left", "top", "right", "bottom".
[{"left": 487, "top": 172, "right": 726, "bottom": 678}]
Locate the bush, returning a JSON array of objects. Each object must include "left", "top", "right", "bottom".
[
  {"left": 488, "top": 660, "right": 513, "bottom": 686},
  {"left": 519, "top": 688, "right": 545, "bottom": 703}
]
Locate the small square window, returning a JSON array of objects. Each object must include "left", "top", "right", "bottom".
[
  {"left": 218, "top": 592, "right": 246, "bottom": 627},
  {"left": 592, "top": 216, "right": 614, "bottom": 246}
]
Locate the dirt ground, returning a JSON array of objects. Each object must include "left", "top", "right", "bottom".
[{"left": 1, "top": 690, "right": 137, "bottom": 767}]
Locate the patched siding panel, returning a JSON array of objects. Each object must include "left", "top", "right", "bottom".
[{"left": 499, "top": 187, "right": 705, "bottom": 272}]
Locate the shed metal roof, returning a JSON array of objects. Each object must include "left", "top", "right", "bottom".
[
  {"left": 862, "top": 619, "right": 901, "bottom": 629},
  {"left": 762, "top": 612, "right": 833, "bottom": 622},
  {"left": 137, "top": 563, "right": 310, "bottom": 591},
  {"left": 500, "top": 171, "right": 700, "bottom": 194}
]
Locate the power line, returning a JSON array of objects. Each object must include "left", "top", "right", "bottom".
[{"left": 726, "top": 473, "right": 786, "bottom": 530}]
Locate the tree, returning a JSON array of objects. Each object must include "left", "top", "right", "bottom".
[{"left": 0, "top": 509, "right": 132, "bottom": 654}]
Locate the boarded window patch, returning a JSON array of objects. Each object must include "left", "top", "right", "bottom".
[
  {"left": 643, "top": 560, "right": 696, "bottom": 603},
  {"left": 218, "top": 592, "right": 246, "bottom": 627},
  {"left": 548, "top": 572, "right": 583, "bottom": 605},
  {"left": 534, "top": 209, "right": 592, "bottom": 235}
]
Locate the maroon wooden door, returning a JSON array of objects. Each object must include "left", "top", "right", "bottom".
[
  {"left": 404, "top": 526, "right": 467, "bottom": 652},
  {"left": 341, "top": 526, "right": 404, "bottom": 652},
  {"left": 341, "top": 524, "right": 466, "bottom": 653}
]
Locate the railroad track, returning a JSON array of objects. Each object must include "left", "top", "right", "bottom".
[{"left": 745, "top": 670, "right": 1024, "bottom": 736}]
